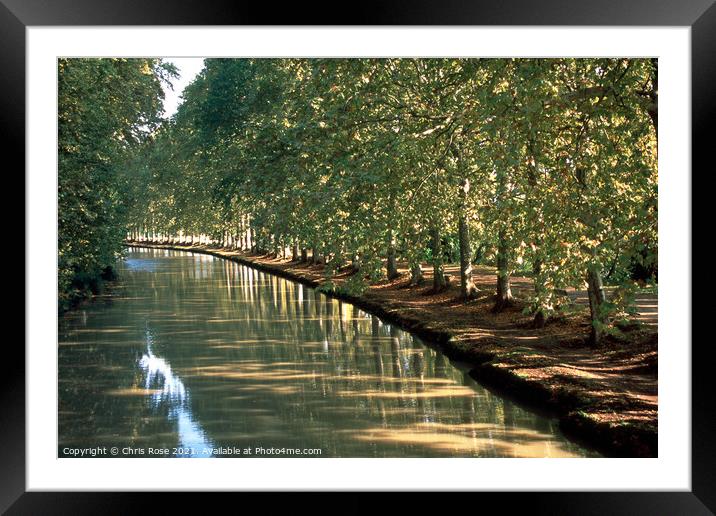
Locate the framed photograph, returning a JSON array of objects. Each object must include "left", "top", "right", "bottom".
[{"left": 7, "top": 0, "right": 713, "bottom": 512}]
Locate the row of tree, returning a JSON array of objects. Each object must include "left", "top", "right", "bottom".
[
  {"left": 58, "top": 58, "right": 176, "bottom": 311},
  {"left": 60, "top": 58, "right": 657, "bottom": 346}
]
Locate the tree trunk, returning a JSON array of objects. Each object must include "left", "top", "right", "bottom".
[
  {"left": 458, "top": 178, "right": 477, "bottom": 299},
  {"left": 351, "top": 254, "right": 361, "bottom": 274},
  {"left": 431, "top": 225, "right": 446, "bottom": 292},
  {"left": 301, "top": 247, "right": 308, "bottom": 263},
  {"left": 494, "top": 229, "right": 513, "bottom": 311},
  {"left": 410, "top": 263, "right": 424, "bottom": 286},
  {"left": 458, "top": 214, "right": 477, "bottom": 299},
  {"left": 532, "top": 257, "right": 548, "bottom": 328},
  {"left": 586, "top": 263, "right": 607, "bottom": 347},
  {"left": 386, "top": 230, "right": 399, "bottom": 280},
  {"left": 292, "top": 240, "right": 299, "bottom": 261}
]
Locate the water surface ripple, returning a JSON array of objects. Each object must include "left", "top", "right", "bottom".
[{"left": 58, "top": 247, "right": 597, "bottom": 458}]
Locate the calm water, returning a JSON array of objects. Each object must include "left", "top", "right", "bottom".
[{"left": 58, "top": 247, "right": 596, "bottom": 458}]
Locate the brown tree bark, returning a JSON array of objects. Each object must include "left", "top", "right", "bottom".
[
  {"left": 458, "top": 178, "right": 477, "bottom": 299},
  {"left": 312, "top": 244, "right": 325, "bottom": 266},
  {"left": 386, "top": 230, "right": 400, "bottom": 280},
  {"left": 292, "top": 240, "right": 299, "bottom": 261},
  {"left": 532, "top": 258, "right": 548, "bottom": 328},
  {"left": 586, "top": 263, "right": 607, "bottom": 347},
  {"left": 493, "top": 229, "right": 513, "bottom": 312},
  {"left": 410, "top": 263, "right": 424, "bottom": 286},
  {"left": 431, "top": 225, "right": 446, "bottom": 292}
]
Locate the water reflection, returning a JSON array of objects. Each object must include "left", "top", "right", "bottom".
[
  {"left": 139, "top": 328, "right": 213, "bottom": 456},
  {"left": 58, "top": 247, "right": 598, "bottom": 458}
]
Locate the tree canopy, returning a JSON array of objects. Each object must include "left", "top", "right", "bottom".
[
  {"left": 58, "top": 58, "right": 176, "bottom": 310},
  {"left": 59, "top": 58, "right": 658, "bottom": 345}
]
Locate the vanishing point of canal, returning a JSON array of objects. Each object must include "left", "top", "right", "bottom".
[{"left": 58, "top": 247, "right": 597, "bottom": 458}]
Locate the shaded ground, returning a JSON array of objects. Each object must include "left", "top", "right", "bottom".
[{"left": 127, "top": 242, "right": 658, "bottom": 457}]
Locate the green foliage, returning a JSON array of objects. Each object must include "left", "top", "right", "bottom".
[
  {"left": 107, "top": 58, "right": 656, "bottom": 337},
  {"left": 608, "top": 283, "right": 639, "bottom": 319},
  {"left": 58, "top": 58, "right": 175, "bottom": 311},
  {"left": 316, "top": 280, "right": 337, "bottom": 295},
  {"left": 339, "top": 275, "right": 370, "bottom": 296}
]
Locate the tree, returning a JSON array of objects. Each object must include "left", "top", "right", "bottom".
[
  {"left": 58, "top": 58, "right": 175, "bottom": 310},
  {"left": 119, "top": 58, "right": 657, "bottom": 346}
]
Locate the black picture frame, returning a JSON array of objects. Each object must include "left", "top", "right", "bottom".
[{"left": 5, "top": 0, "right": 713, "bottom": 512}]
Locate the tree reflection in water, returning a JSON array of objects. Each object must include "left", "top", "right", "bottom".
[{"left": 58, "top": 248, "right": 599, "bottom": 458}]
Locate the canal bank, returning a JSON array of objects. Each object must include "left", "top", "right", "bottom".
[{"left": 125, "top": 241, "right": 657, "bottom": 458}]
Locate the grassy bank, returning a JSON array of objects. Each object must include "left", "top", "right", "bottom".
[{"left": 125, "top": 241, "right": 658, "bottom": 457}]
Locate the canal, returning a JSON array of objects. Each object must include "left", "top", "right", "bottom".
[{"left": 58, "top": 247, "right": 597, "bottom": 458}]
